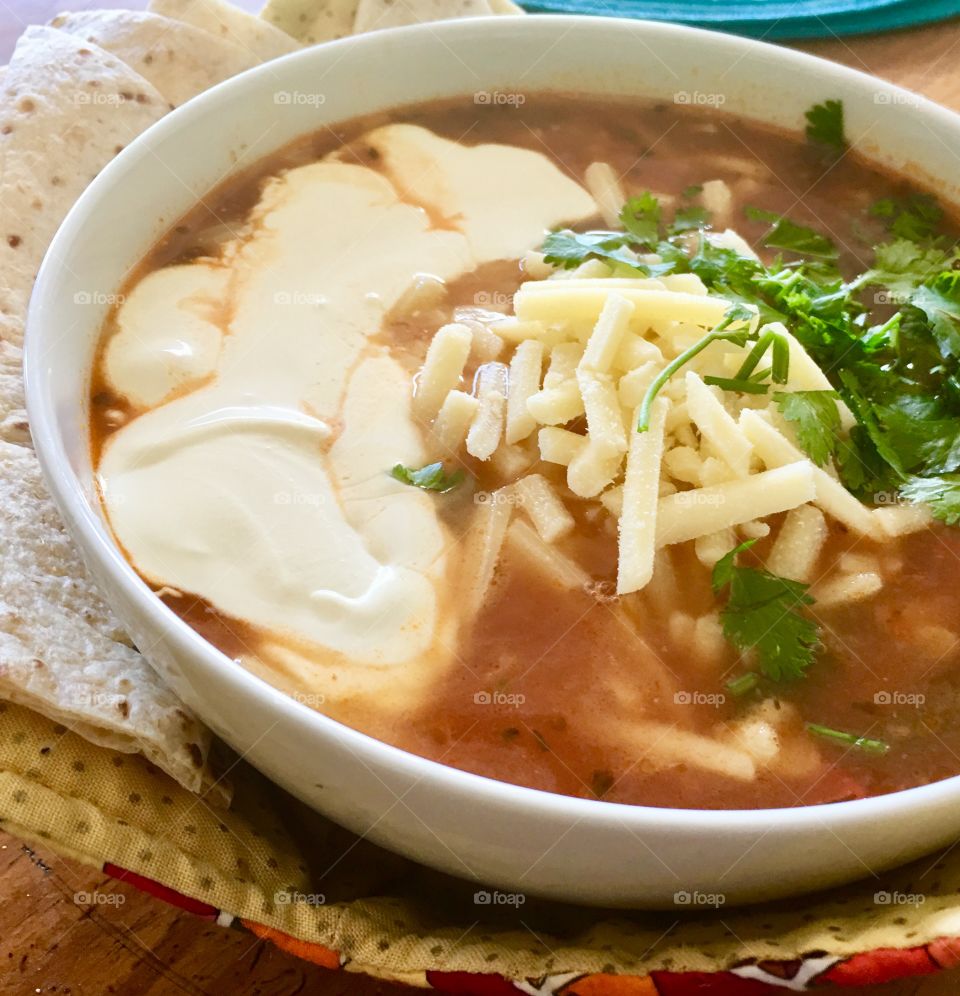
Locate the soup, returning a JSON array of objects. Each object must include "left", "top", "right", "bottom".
[{"left": 91, "top": 96, "right": 960, "bottom": 810}]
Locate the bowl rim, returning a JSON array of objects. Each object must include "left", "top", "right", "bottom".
[{"left": 24, "top": 12, "right": 960, "bottom": 838}]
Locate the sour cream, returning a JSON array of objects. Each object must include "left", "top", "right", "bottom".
[{"left": 98, "top": 125, "right": 596, "bottom": 705}]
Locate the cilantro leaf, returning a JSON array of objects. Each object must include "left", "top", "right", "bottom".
[
  {"left": 899, "top": 474, "right": 960, "bottom": 525},
  {"left": 864, "top": 239, "right": 953, "bottom": 300},
  {"left": 390, "top": 461, "right": 465, "bottom": 493},
  {"left": 541, "top": 229, "right": 640, "bottom": 271},
  {"left": 805, "top": 99, "right": 846, "bottom": 154},
  {"left": 619, "top": 192, "right": 661, "bottom": 245},
  {"left": 774, "top": 390, "right": 842, "bottom": 466},
  {"left": 712, "top": 540, "right": 821, "bottom": 682},
  {"left": 670, "top": 204, "right": 710, "bottom": 233},
  {"left": 871, "top": 193, "right": 943, "bottom": 242},
  {"left": 745, "top": 207, "right": 838, "bottom": 260},
  {"left": 910, "top": 272, "right": 960, "bottom": 361}
]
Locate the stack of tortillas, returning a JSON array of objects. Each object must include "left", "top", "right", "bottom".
[{"left": 0, "top": 0, "right": 521, "bottom": 800}]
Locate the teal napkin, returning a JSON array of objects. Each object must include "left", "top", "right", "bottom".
[{"left": 520, "top": 0, "right": 960, "bottom": 40}]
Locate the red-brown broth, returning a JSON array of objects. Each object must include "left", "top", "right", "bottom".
[{"left": 91, "top": 96, "right": 960, "bottom": 810}]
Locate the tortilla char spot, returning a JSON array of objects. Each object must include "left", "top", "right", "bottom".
[
  {"left": 51, "top": 176, "right": 62, "bottom": 187},
  {"left": 117, "top": 700, "right": 129, "bottom": 718},
  {"left": 144, "top": 54, "right": 154, "bottom": 65},
  {"left": 17, "top": 98, "right": 34, "bottom": 113},
  {"left": 78, "top": 48, "right": 92, "bottom": 56},
  {"left": 135, "top": 93, "right": 149, "bottom": 105},
  {"left": 6, "top": 236, "right": 20, "bottom": 248},
  {"left": 1, "top": 125, "right": 12, "bottom": 135},
  {"left": 120, "top": 91, "right": 134, "bottom": 102},
  {"left": 31, "top": 658, "right": 43, "bottom": 669},
  {"left": 114, "top": 145, "right": 124, "bottom": 155}
]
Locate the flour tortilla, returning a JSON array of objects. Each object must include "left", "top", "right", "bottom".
[
  {"left": 261, "top": 0, "right": 521, "bottom": 44},
  {"left": 0, "top": 25, "right": 167, "bottom": 444},
  {"left": 0, "top": 29, "right": 225, "bottom": 799},
  {"left": 0, "top": 439, "right": 224, "bottom": 798},
  {"left": 353, "top": 0, "right": 505, "bottom": 33},
  {"left": 261, "top": 0, "right": 361, "bottom": 43},
  {"left": 49, "top": 10, "right": 260, "bottom": 109},
  {"left": 149, "top": 0, "right": 300, "bottom": 61}
]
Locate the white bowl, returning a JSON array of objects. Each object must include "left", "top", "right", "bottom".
[{"left": 24, "top": 15, "right": 960, "bottom": 908}]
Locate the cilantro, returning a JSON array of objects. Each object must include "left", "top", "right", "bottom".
[
  {"left": 390, "top": 461, "right": 465, "bottom": 493},
  {"left": 899, "top": 475, "right": 960, "bottom": 525},
  {"left": 774, "top": 390, "right": 842, "bottom": 467},
  {"left": 805, "top": 99, "right": 846, "bottom": 154},
  {"left": 636, "top": 302, "right": 757, "bottom": 431},
  {"left": 703, "top": 375, "right": 769, "bottom": 395},
  {"left": 619, "top": 192, "right": 661, "bottom": 245},
  {"left": 871, "top": 193, "right": 943, "bottom": 242},
  {"left": 910, "top": 272, "right": 960, "bottom": 361},
  {"left": 671, "top": 204, "right": 710, "bottom": 233},
  {"left": 745, "top": 207, "right": 838, "bottom": 260},
  {"left": 536, "top": 177, "right": 960, "bottom": 525},
  {"left": 726, "top": 672, "right": 760, "bottom": 697},
  {"left": 712, "top": 541, "right": 821, "bottom": 682},
  {"left": 541, "top": 229, "right": 647, "bottom": 272},
  {"left": 806, "top": 723, "right": 889, "bottom": 755}
]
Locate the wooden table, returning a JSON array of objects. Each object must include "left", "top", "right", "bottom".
[{"left": 4, "top": 4, "right": 960, "bottom": 994}]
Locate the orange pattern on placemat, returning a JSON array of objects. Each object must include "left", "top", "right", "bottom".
[
  {"left": 565, "top": 973, "right": 658, "bottom": 994},
  {"left": 243, "top": 919, "right": 340, "bottom": 969}
]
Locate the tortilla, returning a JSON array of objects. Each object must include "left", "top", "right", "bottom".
[
  {"left": 353, "top": 0, "right": 502, "bottom": 33},
  {"left": 0, "top": 26, "right": 167, "bottom": 441},
  {"left": 49, "top": 10, "right": 261, "bottom": 109},
  {"left": 260, "top": 0, "right": 362, "bottom": 43},
  {"left": 261, "top": 0, "right": 522, "bottom": 43},
  {"left": 0, "top": 29, "right": 225, "bottom": 798},
  {"left": 148, "top": 0, "right": 300, "bottom": 61},
  {"left": 0, "top": 438, "right": 223, "bottom": 798}
]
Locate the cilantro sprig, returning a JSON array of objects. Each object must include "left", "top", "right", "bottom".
[
  {"left": 807, "top": 723, "right": 890, "bottom": 755},
  {"left": 390, "top": 461, "right": 465, "bottom": 493},
  {"left": 636, "top": 302, "right": 757, "bottom": 431},
  {"left": 773, "top": 390, "right": 842, "bottom": 467},
  {"left": 805, "top": 98, "right": 846, "bottom": 155},
  {"left": 712, "top": 541, "right": 821, "bottom": 683}
]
